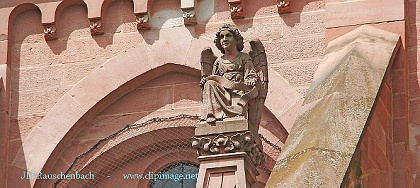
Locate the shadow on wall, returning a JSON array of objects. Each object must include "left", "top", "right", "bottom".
[
  {"left": 50, "top": 0, "right": 135, "bottom": 51},
  {"left": 95, "top": 0, "right": 137, "bottom": 48},
  {"left": 139, "top": 0, "right": 324, "bottom": 45},
  {"left": 25, "top": 0, "right": 322, "bottom": 52},
  {"left": 6, "top": 3, "right": 41, "bottom": 188},
  {"left": 47, "top": 0, "right": 88, "bottom": 54},
  {"left": 233, "top": 0, "right": 322, "bottom": 32}
]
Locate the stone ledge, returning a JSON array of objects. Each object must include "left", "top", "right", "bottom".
[{"left": 195, "top": 117, "right": 252, "bottom": 136}]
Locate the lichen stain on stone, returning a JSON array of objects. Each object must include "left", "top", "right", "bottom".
[
  {"left": 268, "top": 148, "right": 352, "bottom": 188},
  {"left": 282, "top": 93, "right": 374, "bottom": 157}
]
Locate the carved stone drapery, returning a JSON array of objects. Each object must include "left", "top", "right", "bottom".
[
  {"left": 277, "top": 0, "right": 291, "bottom": 14},
  {"left": 192, "top": 132, "right": 264, "bottom": 166},
  {"left": 89, "top": 18, "right": 104, "bottom": 36},
  {"left": 135, "top": 13, "right": 151, "bottom": 30},
  {"left": 43, "top": 23, "right": 57, "bottom": 41}
]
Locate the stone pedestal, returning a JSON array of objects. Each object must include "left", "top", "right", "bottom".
[{"left": 192, "top": 117, "right": 264, "bottom": 188}]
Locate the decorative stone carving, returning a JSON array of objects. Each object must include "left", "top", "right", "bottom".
[
  {"left": 199, "top": 24, "right": 268, "bottom": 130},
  {"left": 182, "top": 8, "right": 197, "bottom": 25},
  {"left": 89, "top": 18, "right": 104, "bottom": 36},
  {"left": 192, "top": 131, "right": 265, "bottom": 166},
  {"left": 195, "top": 25, "right": 268, "bottom": 188},
  {"left": 43, "top": 23, "right": 57, "bottom": 41},
  {"left": 135, "top": 13, "right": 151, "bottom": 30},
  {"left": 277, "top": 0, "right": 291, "bottom": 14},
  {"left": 229, "top": 2, "right": 244, "bottom": 19}
]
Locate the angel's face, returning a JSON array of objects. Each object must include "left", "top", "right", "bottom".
[{"left": 219, "top": 30, "right": 237, "bottom": 51}]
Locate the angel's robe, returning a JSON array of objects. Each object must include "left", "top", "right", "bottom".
[{"left": 201, "top": 52, "right": 258, "bottom": 121}]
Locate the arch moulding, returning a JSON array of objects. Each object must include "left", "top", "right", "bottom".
[{"left": 11, "top": 39, "right": 301, "bottom": 182}]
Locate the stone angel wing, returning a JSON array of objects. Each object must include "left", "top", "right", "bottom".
[
  {"left": 248, "top": 39, "right": 268, "bottom": 129},
  {"left": 200, "top": 47, "right": 217, "bottom": 79}
]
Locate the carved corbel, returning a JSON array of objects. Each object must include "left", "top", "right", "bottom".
[
  {"left": 277, "top": 0, "right": 291, "bottom": 14},
  {"left": 181, "top": 0, "right": 197, "bottom": 25},
  {"left": 89, "top": 17, "right": 104, "bottom": 36},
  {"left": 43, "top": 23, "right": 57, "bottom": 41},
  {"left": 228, "top": 1, "right": 244, "bottom": 19},
  {"left": 192, "top": 131, "right": 265, "bottom": 166},
  {"left": 182, "top": 8, "right": 197, "bottom": 25},
  {"left": 135, "top": 13, "right": 151, "bottom": 30}
]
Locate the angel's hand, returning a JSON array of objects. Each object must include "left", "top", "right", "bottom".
[
  {"left": 245, "top": 80, "right": 256, "bottom": 86},
  {"left": 199, "top": 78, "right": 207, "bottom": 87}
]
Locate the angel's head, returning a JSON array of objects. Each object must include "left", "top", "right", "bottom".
[{"left": 214, "top": 24, "right": 244, "bottom": 54}]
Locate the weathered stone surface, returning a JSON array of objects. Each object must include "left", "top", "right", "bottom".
[
  {"left": 266, "top": 148, "right": 352, "bottom": 188},
  {"left": 282, "top": 93, "right": 374, "bottom": 156},
  {"left": 266, "top": 25, "right": 400, "bottom": 187}
]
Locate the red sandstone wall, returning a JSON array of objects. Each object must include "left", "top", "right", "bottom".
[
  {"left": 324, "top": 0, "right": 417, "bottom": 187},
  {"left": 6, "top": 2, "right": 144, "bottom": 187},
  {"left": 2, "top": 1, "right": 308, "bottom": 187},
  {"left": 2, "top": 0, "right": 419, "bottom": 187},
  {"left": 408, "top": 0, "right": 420, "bottom": 187},
  {"left": 341, "top": 49, "right": 398, "bottom": 188}
]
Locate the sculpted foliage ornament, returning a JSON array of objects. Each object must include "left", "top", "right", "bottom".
[
  {"left": 229, "top": 2, "right": 244, "bottom": 19},
  {"left": 277, "top": 0, "right": 291, "bottom": 14},
  {"left": 89, "top": 18, "right": 104, "bottom": 36},
  {"left": 135, "top": 13, "right": 151, "bottom": 30},
  {"left": 192, "top": 131, "right": 265, "bottom": 166},
  {"left": 43, "top": 23, "right": 57, "bottom": 41},
  {"left": 182, "top": 8, "right": 197, "bottom": 25}
]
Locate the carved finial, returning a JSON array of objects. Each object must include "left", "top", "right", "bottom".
[
  {"left": 182, "top": 8, "right": 197, "bottom": 25},
  {"left": 229, "top": 2, "right": 244, "bottom": 19},
  {"left": 89, "top": 18, "right": 104, "bottom": 36},
  {"left": 277, "top": 0, "right": 291, "bottom": 14},
  {"left": 43, "top": 23, "right": 57, "bottom": 41},
  {"left": 135, "top": 13, "right": 151, "bottom": 30}
]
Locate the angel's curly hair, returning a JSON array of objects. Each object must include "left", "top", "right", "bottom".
[{"left": 214, "top": 24, "right": 244, "bottom": 54}]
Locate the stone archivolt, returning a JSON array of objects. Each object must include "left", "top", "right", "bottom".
[{"left": 192, "top": 131, "right": 265, "bottom": 166}]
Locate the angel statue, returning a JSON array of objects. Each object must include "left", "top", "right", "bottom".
[{"left": 200, "top": 24, "right": 268, "bottom": 130}]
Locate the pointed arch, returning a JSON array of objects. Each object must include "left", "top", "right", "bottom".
[{"left": 9, "top": 40, "right": 300, "bottom": 185}]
